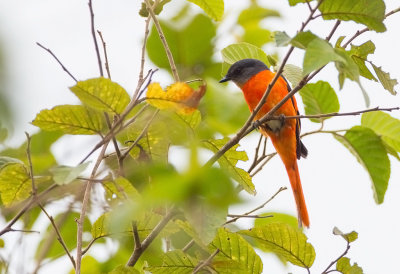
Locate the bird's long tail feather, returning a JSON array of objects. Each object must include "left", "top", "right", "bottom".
[{"left": 284, "top": 161, "right": 310, "bottom": 228}]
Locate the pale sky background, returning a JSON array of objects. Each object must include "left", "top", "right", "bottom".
[{"left": 0, "top": 0, "right": 399, "bottom": 273}]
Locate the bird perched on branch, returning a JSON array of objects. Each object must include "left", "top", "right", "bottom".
[{"left": 220, "top": 58, "right": 310, "bottom": 227}]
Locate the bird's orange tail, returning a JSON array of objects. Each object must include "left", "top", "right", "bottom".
[{"left": 284, "top": 161, "right": 310, "bottom": 228}]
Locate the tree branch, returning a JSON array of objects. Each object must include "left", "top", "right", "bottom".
[
  {"left": 342, "top": 7, "right": 400, "bottom": 48},
  {"left": 36, "top": 42, "right": 78, "bottom": 82},
  {"left": 75, "top": 142, "right": 110, "bottom": 274},
  {"left": 38, "top": 203, "right": 76, "bottom": 268},
  {"left": 97, "top": 30, "right": 111, "bottom": 79},
  {"left": 192, "top": 249, "right": 219, "bottom": 274},
  {"left": 0, "top": 184, "right": 57, "bottom": 237},
  {"left": 144, "top": 0, "right": 180, "bottom": 82},
  {"left": 88, "top": 0, "right": 103, "bottom": 76},
  {"left": 126, "top": 209, "right": 175, "bottom": 267},
  {"left": 224, "top": 187, "right": 287, "bottom": 225}
]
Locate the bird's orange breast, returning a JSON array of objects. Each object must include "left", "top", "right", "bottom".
[{"left": 241, "top": 70, "right": 298, "bottom": 120}]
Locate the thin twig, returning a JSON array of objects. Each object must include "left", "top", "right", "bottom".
[
  {"left": 38, "top": 203, "right": 76, "bottom": 268},
  {"left": 224, "top": 187, "right": 287, "bottom": 225},
  {"left": 75, "top": 142, "right": 110, "bottom": 274},
  {"left": 227, "top": 214, "right": 273, "bottom": 219},
  {"left": 25, "top": 133, "right": 36, "bottom": 196},
  {"left": 126, "top": 209, "right": 176, "bottom": 267},
  {"left": 133, "top": 16, "right": 152, "bottom": 101},
  {"left": 326, "top": 20, "right": 341, "bottom": 41},
  {"left": 0, "top": 184, "right": 57, "bottom": 237},
  {"left": 88, "top": 0, "right": 103, "bottom": 76},
  {"left": 79, "top": 70, "right": 156, "bottom": 165},
  {"left": 192, "top": 249, "right": 220, "bottom": 274},
  {"left": 97, "top": 30, "right": 111, "bottom": 79},
  {"left": 121, "top": 110, "right": 159, "bottom": 160},
  {"left": 321, "top": 242, "right": 351, "bottom": 273},
  {"left": 144, "top": 0, "right": 180, "bottom": 82},
  {"left": 265, "top": 106, "right": 399, "bottom": 122},
  {"left": 342, "top": 7, "right": 400, "bottom": 48},
  {"left": 250, "top": 153, "right": 277, "bottom": 177},
  {"left": 182, "top": 239, "right": 195, "bottom": 252},
  {"left": 36, "top": 42, "right": 78, "bottom": 82},
  {"left": 104, "top": 113, "right": 124, "bottom": 176}
]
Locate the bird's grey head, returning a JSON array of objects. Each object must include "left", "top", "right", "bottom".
[{"left": 219, "top": 59, "right": 269, "bottom": 87}]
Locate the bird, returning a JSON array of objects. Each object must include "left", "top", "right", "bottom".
[{"left": 220, "top": 58, "right": 310, "bottom": 227}]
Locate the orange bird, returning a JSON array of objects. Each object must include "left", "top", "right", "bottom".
[{"left": 220, "top": 59, "right": 310, "bottom": 227}]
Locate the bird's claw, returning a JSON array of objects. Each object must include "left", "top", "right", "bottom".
[
  {"left": 279, "top": 114, "right": 286, "bottom": 127},
  {"left": 252, "top": 120, "right": 262, "bottom": 129}
]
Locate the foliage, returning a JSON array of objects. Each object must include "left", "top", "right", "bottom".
[{"left": 0, "top": 0, "right": 399, "bottom": 273}]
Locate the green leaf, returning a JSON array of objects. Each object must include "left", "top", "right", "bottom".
[
  {"left": 334, "top": 126, "right": 390, "bottom": 203},
  {"left": 361, "top": 111, "right": 400, "bottom": 153},
  {"left": 139, "top": 0, "right": 171, "bottom": 17},
  {"left": 202, "top": 78, "right": 249, "bottom": 135},
  {"left": 0, "top": 163, "right": 31, "bottom": 206},
  {"left": 242, "top": 26, "right": 273, "bottom": 48},
  {"left": 103, "top": 177, "right": 141, "bottom": 205},
  {"left": 109, "top": 265, "right": 140, "bottom": 274},
  {"left": 336, "top": 257, "right": 363, "bottom": 274},
  {"left": 49, "top": 162, "right": 89, "bottom": 185},
  {"left": 91, "top": 212, "right": 114, "bottom": 238},
  {"left": 333, "top": 227, "right": 358, "bottom": 243},
  {"left": 186, "top": 0, "right": 224, "bottom": 21},
  {"left": 371, "top": 63, "right": 398, "bottom": 95},
  {"left": 69, "top": 77, "right": 131, "bottom": 114},
  {"left": 146, "top": 250, "right": 199, "bottom": 273},
  {"left": 254, "top": 212, "right": 298, "bottom": 230},
  {"left": 175, "top": 220, "right": 208, "bottom": 250},
  {"left": 299, "top": 81, "right": 340, "bottom": 123},
  {"left": 275, "top": 31, "right": 291, "bottom": 47},
  {"left": 203, "top": 138, "right": 255, "bottom": 195},
  {"left": 291, "top": 31, "right": 318, "bottom": 49},
  {"left": 348, "top": 41, "right": 377, "bottom": 81},
  {"left": 36, "top": 212, "right": 91, "bottom": 260},
  {"left": 289, "top": 0, "right": 314, "bottom": 6},
  {"left": 221, "top": 43, "right": 271, "bottom": 71},
  {"left": 184, "top": 202, "right": 227, "bottom": 245},
  {"left": 0, "top": 157, "right": 23, "bottom": 170},
  {"left": 303, "top": 38, "right": 345, "bottom": 75},
  {"left": 176, "top": 109, "right": 202, "bottom": 130},
  {"left": 147, "top": 13, "right": 216, "bottom": 78},
  {"left": 210, "top": 228, "right": 263, "bottom": 274},
  {"left": 32, "top": 105, "right": 104, "bottom": 135},
  {"left": 238, "top": 5, "right": 280, "bottom": 26},
  {"left": 282, "top": 64, "right": 303, "bottom": 87},
  {"left": 319, "top": 0, "right": 386, "bottom": 32},
  {"left": 239, "top": 223, "right": 315, "bottom": 268}
]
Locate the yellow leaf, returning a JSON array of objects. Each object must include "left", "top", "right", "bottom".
[{"left": 147, "top": 82, "right": 206, "bottom": 114}]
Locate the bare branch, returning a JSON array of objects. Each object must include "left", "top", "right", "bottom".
[
  {"left": 25, "top": 132, "right": 36, "bottom": 196},
  {"left": 0, "top": 184, "right": 57, "bottom": 237},
  {"left": 97, "top": 30, "right": 111, "bottom": 79},
  {"left": 322, "top": 242, "right": 351, "bottom": 273},
  {"left": 36, "top": 42, "right": 78, "bottom": 82},
  {"left": 126, "top": 209, "right": 176, "bottom": 267},
  {"left": 192, "top": 249, "right": 220, "bottom": 274},
  {"left": 342, "top": 7, "right": 400, "bottom": 48},
  {"left": 227, "top": 214, "right": 273, "bottom": 219},
  {"left": 88, "top": 0, "right": 103, "bottom": 76},
  {"left": 224, "top": 187, "right": 287, "bottom": 225},
  {"left": 121, "top": 110, "right": 159, "bottom": 160},
  {"left": 144, "top": 0, "right": 180, "bottom": 82},
  {"left": 38, "top": 203, "right": 76, "bottom": 268},
  {"left": 75, "top": 142, "right": 110, "bottom": 274}
]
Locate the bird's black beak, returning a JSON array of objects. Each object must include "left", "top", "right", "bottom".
[{"left": 219, "top": 76, "right": 230, "bottom": 83}]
